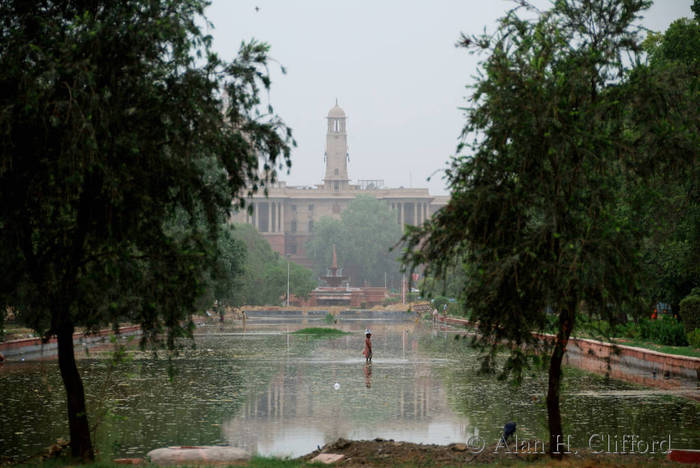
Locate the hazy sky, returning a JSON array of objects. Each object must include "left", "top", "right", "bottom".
[{"left": 205, "top": 0, "right": 693, "bottom": 195}]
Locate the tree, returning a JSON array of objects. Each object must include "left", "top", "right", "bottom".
[
  {"left": 305, "top": 216, "right": 345, "bottom": 278},
  {"left": 401, "top": 0, "right": 675, "bottom": 456},
  {"left": 0, "top": 0, "right": 292, "bottom": 460},
  {"left": 230, "top": 223, "right": 316, "bottom": 305},
  {"left": 195, "top": 222, "right": 247, "bottom": 315},
  {"left": 306, "top": 195, "right": 402, "bottom": 287},
  {"left": 261, "top": 261, "right": 317, "bottom": 305},
  {"left": 634, "top": 7, "right": 700, "bottom": 314}
]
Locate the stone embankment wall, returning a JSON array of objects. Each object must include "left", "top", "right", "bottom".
[
  {"left": 440, "top": 316, "right": 700, "bottom": 390},
  {"left": 0, "top": 325, "right": 141, "bottom": 358},
  {"left": 564, "top": 336, "right": 699, "bottom": 388}
]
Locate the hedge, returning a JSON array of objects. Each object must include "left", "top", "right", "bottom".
[{"left": 679, "top": 292, "right": 700, "bottom": 335}]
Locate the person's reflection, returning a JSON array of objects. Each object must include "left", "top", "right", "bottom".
[{"left": 363, "top": 363, "right": 372, "bottom": 388}]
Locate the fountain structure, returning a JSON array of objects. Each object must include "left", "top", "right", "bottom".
[{"left": 307, "top": 245, "right": 386, "bottom": 307}]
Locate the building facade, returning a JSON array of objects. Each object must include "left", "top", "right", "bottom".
[{"left": 230, "top": 102, "right": 448, "bottom": 267}]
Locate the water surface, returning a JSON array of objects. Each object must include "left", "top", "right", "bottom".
[{"left": 0, "top": 314, "right": 698, "bottom": 460}]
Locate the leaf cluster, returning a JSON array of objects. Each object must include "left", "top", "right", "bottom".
[
  {"left": 401, "top": 0, "right": 694, "bottom": 380},
  {"left": 306, "top": 195, "right": 403, "bottom": 287},
  {"left": 0, "top": 0, "right": 293, "bottom": 347},
  {"left": 229, "top": 223, "right": 316, "bottom": 305}
]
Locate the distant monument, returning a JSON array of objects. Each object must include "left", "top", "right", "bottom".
[
  {"left": 308, "top": 245, "right": 386, "bottom": 307},
  {"left": 230, "top": 102, "right": 449, "bottom": 275},
  {"left": 320, "top": 245, "right": 346, "bottom": 287}
]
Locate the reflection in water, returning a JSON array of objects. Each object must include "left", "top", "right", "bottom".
[
  {"left": 220, "top": 322, "right": 466, "bottom": 456},
  {"left": 0, "top": 316, "right": 698, "bottom": 461}
]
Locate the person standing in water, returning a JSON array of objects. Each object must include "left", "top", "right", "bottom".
[{"left": 363, "top": 329, "right": 373, "bottom": 363}]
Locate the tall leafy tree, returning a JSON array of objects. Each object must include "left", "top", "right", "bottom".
[
  {"left": 306, "top": 195, "right": 402, "bottom": 287},
  {"left": 0, "top": 0, "right": 292, "bottom": 460},
  {"left": 230, "top": 223, "right": 316, "bottom": 305},
  {"left": 634, "top": 4, "right": 700, "bottom": 313},
  {"left": 195, "top": 222, "right": 247, "bottom": 314},
  {"left": 305, "top": 215, "right": 345, "bottom": 275},
  {"left": 401, "top": 0, "right": 679, "bottom": 456}
]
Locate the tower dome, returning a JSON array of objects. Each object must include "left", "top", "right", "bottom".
[{"left": 328, "top": 101, "right": 346, "bottom": 118}]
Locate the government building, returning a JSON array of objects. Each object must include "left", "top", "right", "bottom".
[{"left": 230, "top": 102, "right": 448, "bottom": 268}]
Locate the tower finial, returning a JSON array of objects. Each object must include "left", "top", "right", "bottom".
[{"left": 335, "top": 97, "right": 338, "bottom": 106}]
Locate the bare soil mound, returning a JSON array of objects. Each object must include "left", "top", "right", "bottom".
[
  {"left": 298, "top": 438, "right": 676, "bottom": 467},
  {"left": 300, "top": 438, "right": 541, "bottom": 466}
]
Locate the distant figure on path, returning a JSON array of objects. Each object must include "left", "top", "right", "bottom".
[
  {"left": 432, "top": 308, "right": 438, "bottom": 325},
  {"left": 362, "top": 329, "right": 372, "bottom": 363}
]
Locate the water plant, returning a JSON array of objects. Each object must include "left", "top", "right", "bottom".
[{"left": 291, "top": 328, "right": 349, "bottom": 336}]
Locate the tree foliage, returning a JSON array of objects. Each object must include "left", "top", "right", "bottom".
[
  {"left": 195, "top": 222, "right": 246, "bottom": 312},
  {"left": 634, "top": 8, "right": 700, "bottom": 313},
  {"left": 230, "top": 223, "right": 316, "bottom": 305},
  {"left": 306, "top": 195, "right": 402, "bottom": 287},
  {"left": 400, "top": 0, "right": 699, "bottom": 456},
  {"left": 0, "top": 0, "right": 292, "bottom": 460}
]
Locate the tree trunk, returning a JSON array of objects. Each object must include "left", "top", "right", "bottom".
[
  {"left": 57, "top": 322, "right": 94, "bottom": 461},
  {"left": 546, "top": 306, "right": 575, "bottom": 458}
]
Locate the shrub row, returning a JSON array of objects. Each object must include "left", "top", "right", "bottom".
[
  {"left": 679, "top": 288, "right": 700, "bottom": 334},
  {"left": 639, "top": 317, "right": 688, "bottom": 346}
]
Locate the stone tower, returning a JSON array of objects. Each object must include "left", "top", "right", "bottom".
[{"left": 323, "top": 101, "right": 349, "bottom": 191}]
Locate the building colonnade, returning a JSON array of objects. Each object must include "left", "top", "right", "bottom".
[
  {"left": 391, "top": 201, "right": 430, "bottom": 227},
  {"left": 243, "top": 199, "right": 431, "bottom": 234},
  {"left": 246, "top": 200, "right": 285, "bottom": 233}
]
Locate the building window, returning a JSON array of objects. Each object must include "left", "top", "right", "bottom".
[
  {"left": 308, "top": 204, "right": 314, "bottom": 211},
  {"left": 308, "top": 220, "right": 314, "bottom": 232},
  {"left": 291, "top": 205, "right": 297, "bottom": 212},
  {"left": 291, "top": 221, "right": 297, "bottom": 232},
  {"left": 334, "top": 168, "right": 339, "bottom": 175},
  {"left": 334, "top": 182, "right": 339, "bottom": 192}
]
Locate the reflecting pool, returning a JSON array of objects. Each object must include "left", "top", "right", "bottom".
[{"left": 0, "top": 314, "right": 698, "bottom": 461}]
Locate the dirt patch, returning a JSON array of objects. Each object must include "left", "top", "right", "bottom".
[
  {"left": 300, "top": 438, "right": 542, "bottom": 466},
  {"left": 298, "top": 438, "right": 676, "bottom": 467}
]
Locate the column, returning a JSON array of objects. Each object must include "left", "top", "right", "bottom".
[
  {"left": 277, "top": 202, "right": 281, "bottom": 232},
  {"left": 257, "top": 203, "right": 262, "bottom": 231},
  {"left": 271, "top": 202, "right": 276, "bottom": 232},
  {"left": 280, "top": 202, "right": 285, "bottom": 233},
  {"left": 399, "top": 203, "right": 404, "bottom": 227},
  {"left": 267, "top": 202, "right": 272, "bottom": 233}
]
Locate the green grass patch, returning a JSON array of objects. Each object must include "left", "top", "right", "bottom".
[
  {"left": 244, "top": 455, "right": 325, "bottom": 467},
  {"left": 613, "top": 338, "right": 700, "bottom": 358},
  {"left": 290, "top": 327, "right": 349, "bottom": 336}
]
